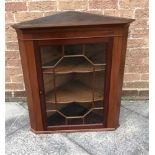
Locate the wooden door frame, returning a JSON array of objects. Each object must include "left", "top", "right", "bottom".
[{"left": 34, "top": 36, "right": 113, "bottom": 131}]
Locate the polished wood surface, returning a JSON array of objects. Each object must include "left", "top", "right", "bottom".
[{"left": 13, "top": 11, "right": 134, "bottom": 133}]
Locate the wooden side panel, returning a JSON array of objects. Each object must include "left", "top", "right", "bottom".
[
  {"left": 18, "top": 38, "right": 45, "bottom": 131},
  {"left": 106, "top": 27, "right": 129, "bottom": 128}
]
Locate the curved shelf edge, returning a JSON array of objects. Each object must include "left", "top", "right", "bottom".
[
  {"left": 46, "top": 98, "right": 104, "bottom": 104},
  {"left": 42, "top": 69, "right": 105, "bottom": 74}
]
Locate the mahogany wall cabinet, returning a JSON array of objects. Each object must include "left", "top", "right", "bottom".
[{"left": 12, "top": 11, "right": 134, "bottom": 133}]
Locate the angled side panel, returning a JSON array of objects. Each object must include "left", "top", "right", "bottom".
[
  {"left": 17, "top": 32, "right": 45, "bottom": 131},
  {"left": 106, "top": 26, "right": 129, "bottom": 128}
]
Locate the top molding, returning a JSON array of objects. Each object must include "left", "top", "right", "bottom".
[{"left": 12, "top": 11, "right": 135, "bottom": 30}]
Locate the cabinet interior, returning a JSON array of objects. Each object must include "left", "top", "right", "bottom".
[{"left": 40, "top": 42, "right": 107, "bottom": 127}]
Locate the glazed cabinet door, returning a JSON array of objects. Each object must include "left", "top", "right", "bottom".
[{"left": 35, "top": 37, "right": 113, "bottom": 131}]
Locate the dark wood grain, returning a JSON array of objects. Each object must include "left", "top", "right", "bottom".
[
  {"left": 13, "top": 11, "right": 134, "bottom": 133},
  {"left": 18, "top": 40, "right": 45, "bottom": 131}
]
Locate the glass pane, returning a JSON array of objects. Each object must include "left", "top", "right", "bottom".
[
  {"left": 47, "top": 111, "right": 66, "bottom": 126},
  {"left": 58, "top": 102, "right": 91, "bottom": 117},
  {"left": 84, "top": 43, "right": 106, "bottom": 64},
  {"left": 40, "top": 45, "right": 62, "bottom": 67},
  {"left": 64, "top": 44, "right": 83, "bottom": 55},
  {"left": 54, "top": 73, "right": 94, "bottom": 103},
  {"left": 40, "top": 42, "right": 107, "bottom": 127},
  {"left": 84, "top": 109, "right": 104, "bottom": 124},
  {"left": 55, "top": 56, "right": 94, "bottom": 74},
  {"left": 67, "top": 118, "right": 83, "bottom": 125}
]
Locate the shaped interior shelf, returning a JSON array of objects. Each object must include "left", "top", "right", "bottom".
[
  {"left": 46, "top": 80, "right": 103, "bottom": 104},
  {"left": 46, "top": 101, "right": 104, "bottom": 111},
  {"left": 42, "top": 56, "right": 106, "bottom": 74}
]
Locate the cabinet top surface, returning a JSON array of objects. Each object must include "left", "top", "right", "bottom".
[{"left": 12, "top": 11, "right": 134, "bottom": 29}]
